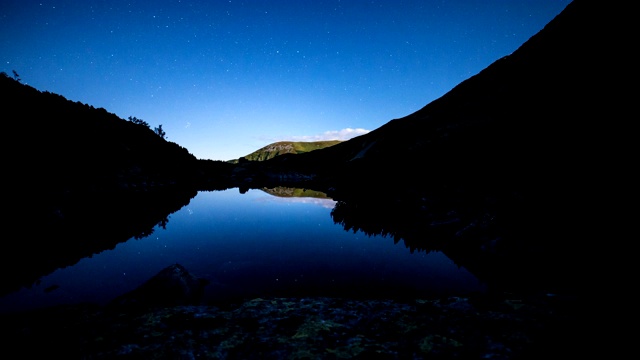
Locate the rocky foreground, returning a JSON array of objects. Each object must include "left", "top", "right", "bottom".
[{"left": 1, "top": 291, "right": 588, "bottom": 359}]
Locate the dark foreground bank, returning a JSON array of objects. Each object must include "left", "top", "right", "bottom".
[{"left": 1, "top": 290, "right": 590, "bottom": 360}]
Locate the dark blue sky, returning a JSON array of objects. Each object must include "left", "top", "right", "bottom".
[{"left": 1, "top": 1, "right": 571, "bottom": 161}]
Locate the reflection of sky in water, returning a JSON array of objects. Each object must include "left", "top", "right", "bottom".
[
  {"left": 252, "top": 191, "right": 337, "bottom": 209},
  {"left": 0, "top": 188, "right": 485, "bottom": 314}
]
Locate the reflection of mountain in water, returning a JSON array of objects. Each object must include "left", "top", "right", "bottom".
[
  {"left": 258, "top": 187, "right": 336, "bottom": 208},
  {"left": 329, "top": 189, "right": 582, "bottom": 297},
  {"left": 260, "top": 186, "right": 331, "bottom": 199},
  {"left": 252, "top": 185, "right": 575, "bottom": 297},
  {"left": 331, "top": 198, "right": 453, "bottom": 253},
  {"left": 1, "top": 187, "right": 200, "bottom": 297}
]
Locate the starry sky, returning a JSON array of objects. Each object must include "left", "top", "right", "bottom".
[{"left": 1, "top": 1, "right": 571, "bottom": 161}]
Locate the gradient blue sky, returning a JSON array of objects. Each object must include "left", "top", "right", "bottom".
[{"left": 1, "top": 1, "right": 570, "bottom": 161}]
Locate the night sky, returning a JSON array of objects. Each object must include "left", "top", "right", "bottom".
[{"left": 1, "top": 1, "right": 570, "bottom": 161}]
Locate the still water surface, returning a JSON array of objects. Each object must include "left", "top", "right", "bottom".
[{"left": 0, "top": 188, "right": 486, "bottom": 314}]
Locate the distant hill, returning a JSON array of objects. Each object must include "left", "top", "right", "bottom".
[{"left": 229, "top": 140, "right": 342, "bottom": 163}]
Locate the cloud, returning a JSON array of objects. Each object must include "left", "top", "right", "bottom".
[
  {"left": 287, "top": 128, "right": 370, "bottom": 142},
  {"left": 256, "top": 128, "right": 371, "bottom": 146}
]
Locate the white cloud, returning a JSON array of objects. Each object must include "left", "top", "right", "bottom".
[{"left": 287, "top": 128, "right": 370, "bottom": 142}]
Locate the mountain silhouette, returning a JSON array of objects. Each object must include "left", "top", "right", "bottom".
[
  {"left": 232, "top": 0, "right": 630, "bottom": 296},
  {"left": 1, "top": 74, "right": 228, "bottom": 294},
  {"left": 239, "top": 0, "right": 625, "bottom": 191}
]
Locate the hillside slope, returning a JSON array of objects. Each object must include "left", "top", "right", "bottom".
[
  {"left": 2, "top": 74, "right": 201, "bottom": 196},
  {"left": 1, "top": 73, "right": 207, "bottom": 294},
  {"left": 230, "top": 140, "right": 342, "bottom": 163},
  {"left": 256, "top": 0, "right": 626, "bottom": 189},
  {"left": 233, "top": 0, "right": 631, "bottom": 296}
]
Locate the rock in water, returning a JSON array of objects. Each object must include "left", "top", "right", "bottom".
[{"left": 109, "top": 263, "right": 209, "bottom": 309}]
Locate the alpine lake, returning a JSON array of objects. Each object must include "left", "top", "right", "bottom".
[{"left": 0, "top": 187, "right": 486, "bottom": 314}]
